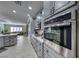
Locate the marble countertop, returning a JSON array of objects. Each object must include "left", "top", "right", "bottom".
[{"left": 0, "top": 33, "right": 18, "bottom": 37}]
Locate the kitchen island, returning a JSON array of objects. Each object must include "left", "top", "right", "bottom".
[{"left": 0, "top": 33, "right": 18, "bottom": 48}]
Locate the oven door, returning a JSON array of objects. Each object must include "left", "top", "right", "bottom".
[
  {"left": 50, "top": 23, "right": 76, "bottom": 58},
  {"left": 44, "top": 24, "right": 71, "bottom": 49},
  {"left": 51, "top": 25, "right": 71, "bottom": 50}
]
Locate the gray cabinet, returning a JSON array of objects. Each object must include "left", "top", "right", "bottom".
[
  {"left": 10, "top": 36, "right": 17, "bottom": 45},
  {"left": 36, "top": 40, "right": 43, "bottom": 58},
  {"left": 4, "top": 36, "right": 10, "bottom": 46},
  {"left": 31, "top": 35, "right": 64, "bottom": 58},
  {"left": 50, "top": 1, "right": 54, "bottom": 15},
  {"left": 43, "top": 1, "right": 76, "bottom": 19},
  {"left": 43, "top": 2, "right": 50, "bottom": 18},
  {"left": 43, "top": 1, "right": 54, "bottom": 18},
  {"left": 0, "top": 37, "right": 4, "bottom": 48},
  {"left": 44, "top": 44, "right": 56, "bottom": 58},
  {"left": 44, "top": 44, "right": 64, "bottom": 58},
  {"left": 31, "top": 36, "right": 43, "bottom": 58},
  {"left": 4, "top": 35, "right": 17, "bottom": 46},
  {"left": 54, "top": 1, "right": 76, "bottom": 14}
]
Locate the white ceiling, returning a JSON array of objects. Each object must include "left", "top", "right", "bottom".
[{"left": 0, "top": 1, "right": 43, "bottom": 24}]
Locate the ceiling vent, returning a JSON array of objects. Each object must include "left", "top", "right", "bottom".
[{"left": 14, "top": 1, "right": 22, "bottom": 6}]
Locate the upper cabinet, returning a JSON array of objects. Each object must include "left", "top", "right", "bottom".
[
  {"left": 50, "top": 2, "right": 54, "bottom": 15},
  {"left": 43, "top": 2, "right": 50, "bottom": 18},
  {"left": 54, "top": 1, "right": 76, "bottom": 14},
  {"left": 43, "top": 1, "right": 54, "bottom": 19},
  {"left": 43, "top": 1, "right": 76, "bottom": 19}
]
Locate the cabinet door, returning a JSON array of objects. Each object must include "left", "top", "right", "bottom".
[
  {"left": 37, "top": 43, "right": 43, "bottom": 58},
  {"left": 10, "top": 36, "right": 17, "bottom": 45},
  {"left": 50, "top": 1, "right": 54, "bottom": 15},
  {"left": 4, "top": 36, "right": 10, "bottom": 46},
  {"left": 54, "top": 1, "right": 76, "bottom": 14},
  {"left": 44, "top": 44, "right": 64, "bottom": 58},
  {"left": 4, "top": 36, "right": 10, "bottom": 43},
  {"left": 43, "top": 1, "right": 51, "bottom": 18},
  {"left": 44, "top": 44, "right": 56, "bottom": 58},
  {"left": 0, "top": 37, "right": 4, "bottom": 48}
]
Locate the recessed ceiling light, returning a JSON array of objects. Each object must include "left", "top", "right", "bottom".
[
  {"left": 28, "top": 6, "right": 32, "bottom": 10},
  {"left": 13, "top": 10, "right": 16, "bottom": 13},
  {"left": 27, "top": 14, "right": 29, "bottom": 16}
]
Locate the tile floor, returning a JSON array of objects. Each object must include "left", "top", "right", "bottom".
[{"left": 0, "top": 36, "right": 37, "bottom": 58}]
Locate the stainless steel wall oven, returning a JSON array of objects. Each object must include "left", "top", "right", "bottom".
[
  {"left": 44, "top": 24, "right": 71, "bottom": 49},
  {"left": 44, "top": 10, "right": 76, "bottom": 57}
]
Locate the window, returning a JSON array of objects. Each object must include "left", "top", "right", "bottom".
[
  {"left": 20, "top": 27, "right": 22, "bottom": 31},
  {"left": 14, "top": 27, "right": 16, "bottom": 32},
  {"left": 11, "top": 27, "right": 14, "bottom": 32},
  {"left": 17, "top": 27, "right": 19, "bottom": 32},
  {"left": 10, "top": 27, "right": 22, "bottom": 32}
]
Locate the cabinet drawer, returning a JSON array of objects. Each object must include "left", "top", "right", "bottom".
[
  {"left": 37, "top": 50, "right": 42, "bottom": 58},
  {"left": 44, "top": 44, "right": 64, "bottom": 58},
  {"left": 44, "top": 46, "right": 56, "bottom": 57},
  {"left": 44, "top": 45, "right": 55, "bottom": 58},
  {"left": 4, "top": 37, "right": 10, "bottom": 42},
  {"left": 4, "top": 36, "right": 10, "bottom": 39},
  {"left": 10, "top": 38, "right": 17, "bottom": 42},
  {"left": 4, "top": 42, "right": 10, "bottom": 46},
  {"left": 38, "top": 45, "right": 42, "bottom": 48},
  {"left": 44, "top": 49, "right": 56, "bottom": 58},
  {"left": 4, "top": 39, "right": 9, "bottom": 43},
  {"left": 0, "top": 37, "right": 4, "bottom": 48},
  {"left": 10, "top": 40, "right": 16, "bottom": 45},
  {"left": 10, "top": 42, "right": 15, "bottom": 45}
]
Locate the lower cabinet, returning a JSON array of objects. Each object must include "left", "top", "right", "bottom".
[
  {"left": 0, "top": 35, "right": 17, "bottom": 49},
  {"left": 10, "top": 36, "right": 17, "bottom": 45},
  {"left": 44, "top": 44, "right": 64, "bottom": 58},
  {"left": 36, "top": 42, "right": 43, "bottom": 58},
  {"left": 44, "top": 44, "right": 56, "bottom": 58},
  {"left": 31, "top": 36, "right": 43, "bottom": 58},
  {"left": 31, "top": 36, "right": 64, "bottom": 58},
  {"left": 0, "top": 37, "right": 4, "bottom": 48},
  {"left": 4, "top": 36, "right": 17, "bottom": 47},
  {"left": 4, "top": 36, "right": 10, "bottom": 46}
]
